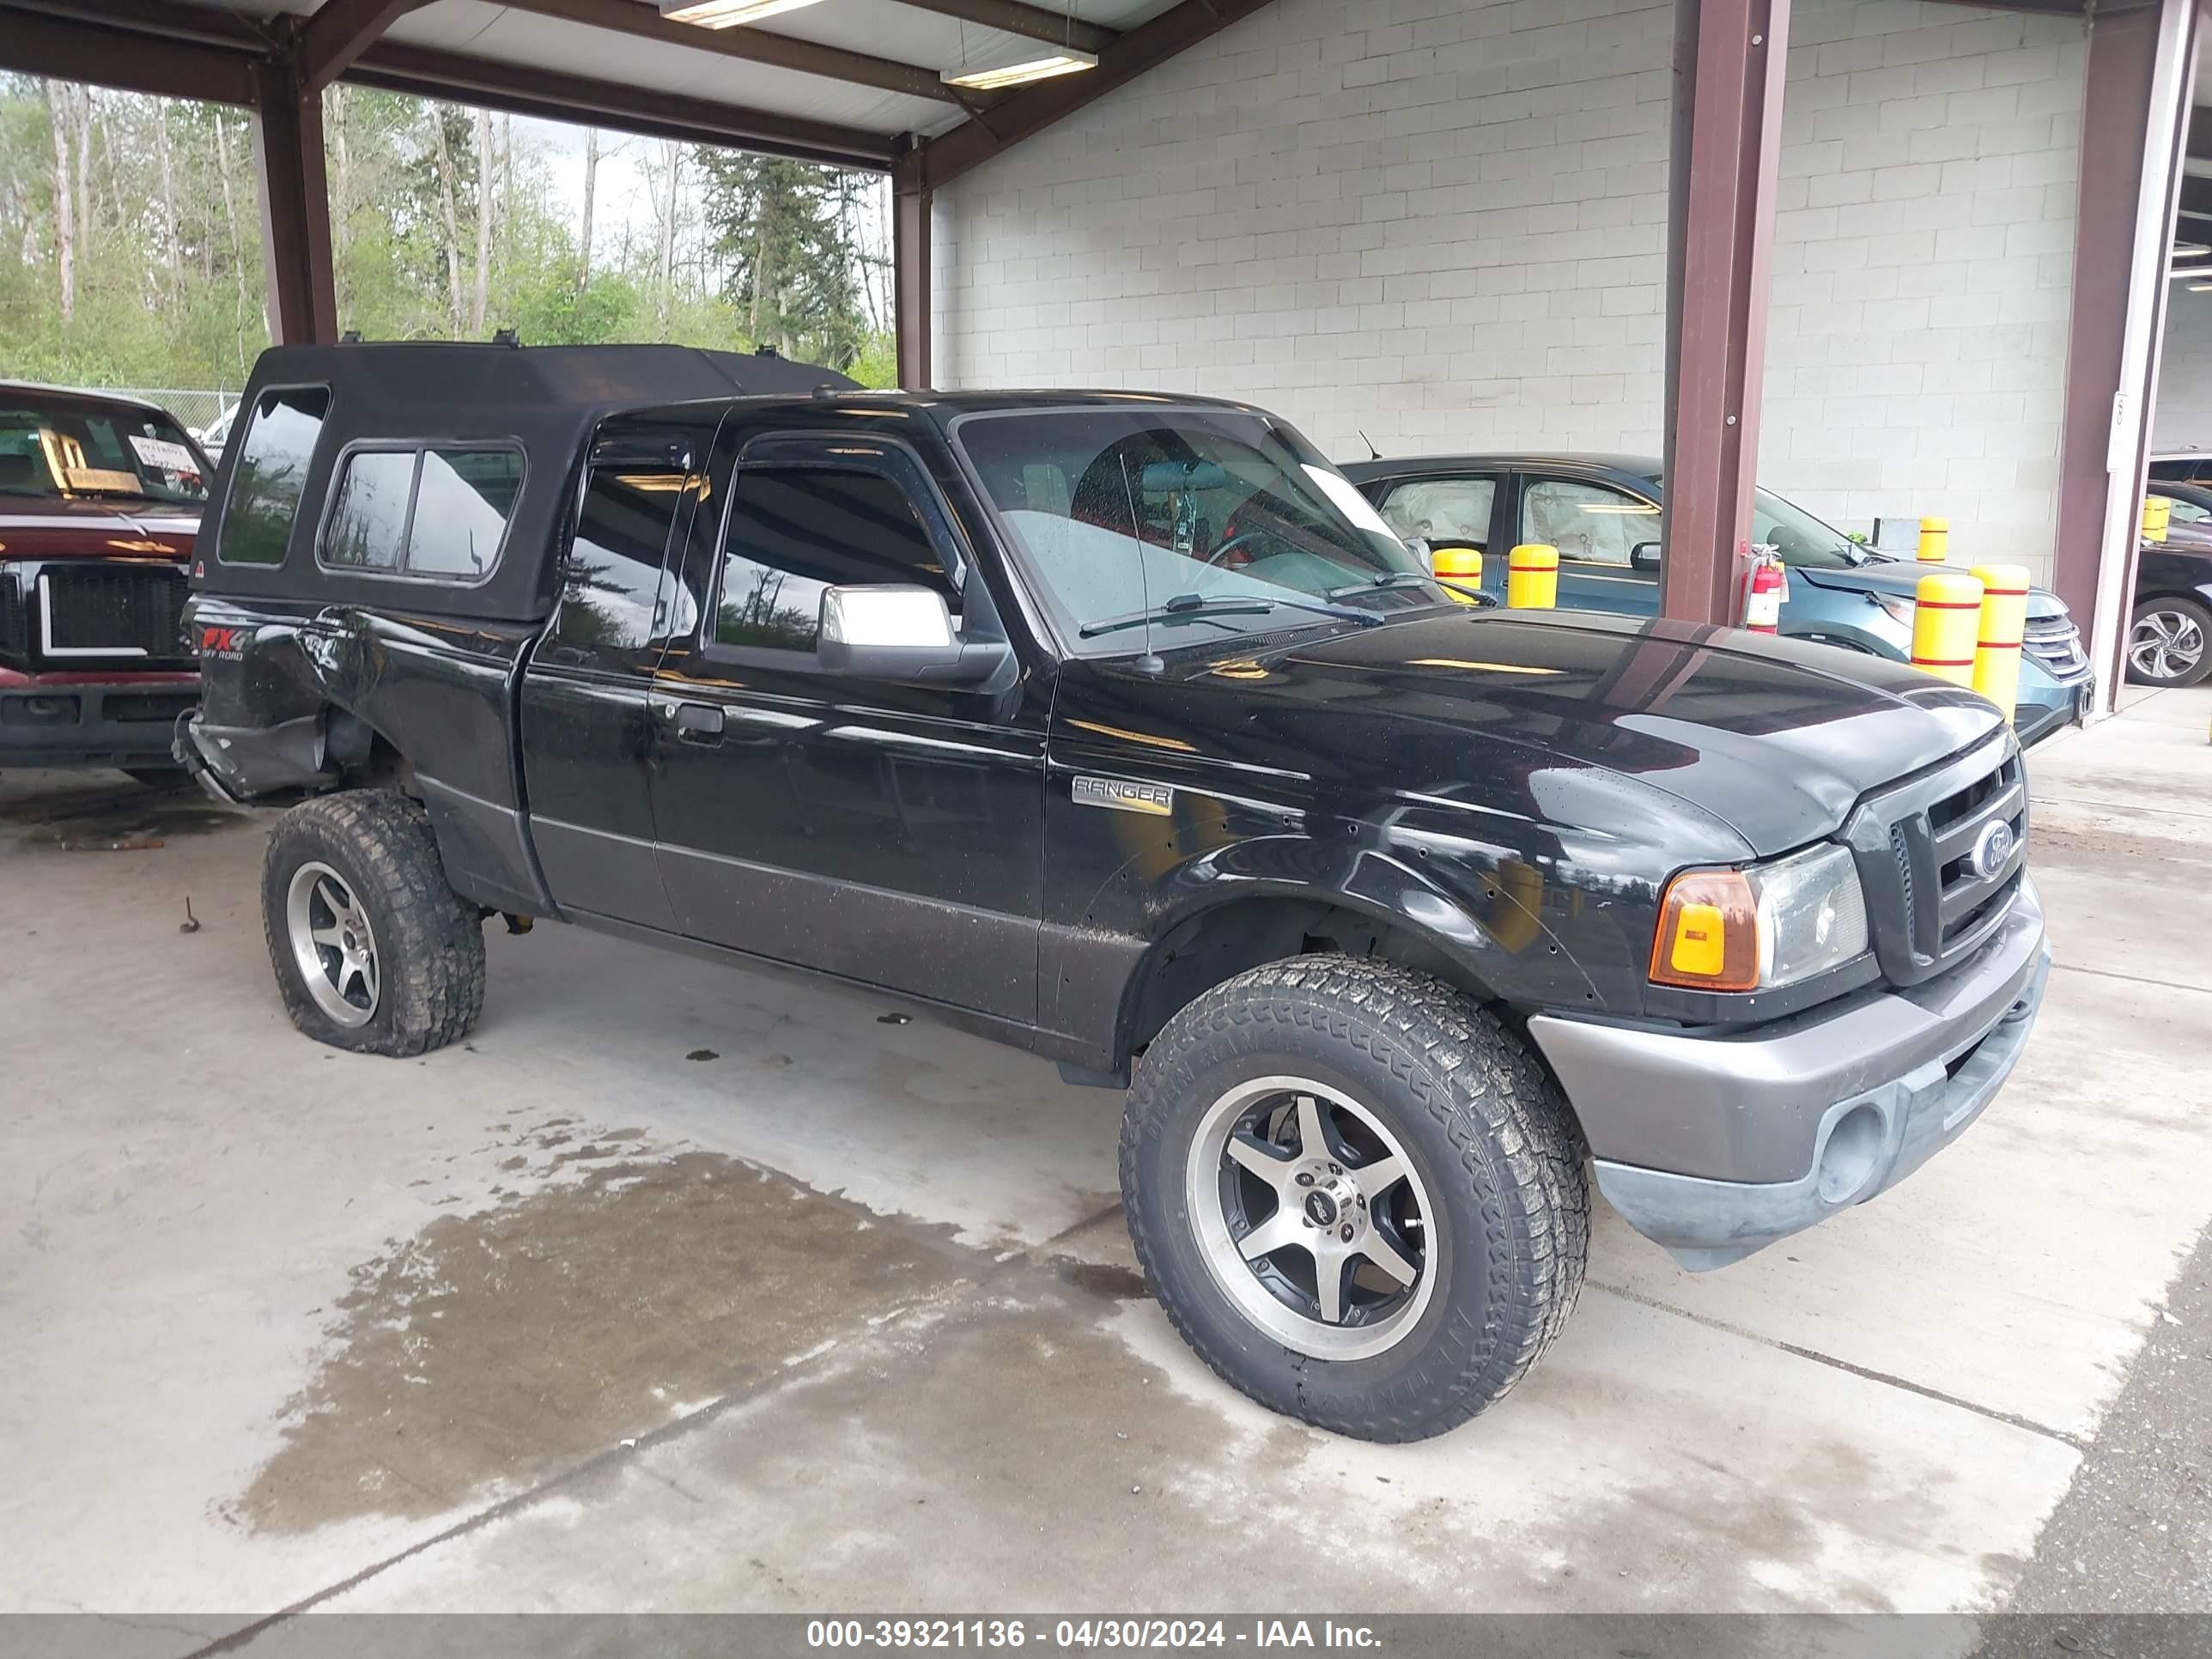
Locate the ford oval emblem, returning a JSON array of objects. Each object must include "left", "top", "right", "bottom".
[{"left": 1966, "top": 820, "right": 2015, "bottom": 881}]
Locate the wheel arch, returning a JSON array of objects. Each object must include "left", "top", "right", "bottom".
[{"left": 1114, "top": 880, "right": 1514, "bottom": 1070}]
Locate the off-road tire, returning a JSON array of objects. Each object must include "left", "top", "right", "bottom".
[
  {"left": 1121, "top": 957, "right": 1589, "bottom": 1441},
  {"left": 261, "top": 789, "right": 485, "bottom": 1056}
]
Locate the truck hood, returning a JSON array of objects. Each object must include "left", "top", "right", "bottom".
[
  {"left": 1792, "top": 557, "right": 2068, "bottom": 621},
  {"left": 1188, "top": 607, "right": 2003, "bottom": 856},
  {"left": 0, "top": 499, "right": 199, "bottom": 561}
]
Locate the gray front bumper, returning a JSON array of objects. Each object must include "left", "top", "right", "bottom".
[{"left": 1529, "top": 880, "right": 2051, "bottom": 1271}]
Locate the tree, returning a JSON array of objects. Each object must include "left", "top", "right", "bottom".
[
  {"left": 0, "top": 73, "right": 896, "bottom": 391},
  {"left": 45, "top": 80, "right": 72, "bottom": 323},
  {"left": 696, "top": 151, "right": 872, "bottom": 372}
]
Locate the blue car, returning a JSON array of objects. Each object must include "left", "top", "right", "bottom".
[{"left": 1343, "top": 453, "right": 2094, "bottom": 745}]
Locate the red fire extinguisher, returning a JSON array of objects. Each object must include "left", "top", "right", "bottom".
[{"left": 1741, "top": 548, "right": 1787, "bottom": 634}]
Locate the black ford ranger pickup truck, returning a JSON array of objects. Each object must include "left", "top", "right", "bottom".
[{"left": 182, "top": 342, "right": 2051, "bottom": 1442}]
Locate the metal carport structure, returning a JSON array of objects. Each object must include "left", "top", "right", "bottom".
[{"left": 0, "top": 0, "right": 2195, "bottom": 706}]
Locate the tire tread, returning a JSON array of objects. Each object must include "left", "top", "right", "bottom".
[{"left": 1121, "top": 956, "right": 1589, "bottom": 1441}]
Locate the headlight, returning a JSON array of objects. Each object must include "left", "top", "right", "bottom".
[
  {"left": 1650, "top": 844, "right": 1869, "bottom": 993},
  {"left": 1867, "top": 591, "right": 1915, "bottom": 629}
]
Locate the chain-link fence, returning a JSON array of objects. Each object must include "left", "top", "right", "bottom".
[{"left": 83, "top": 387, "right": 239, "bottom": 434}]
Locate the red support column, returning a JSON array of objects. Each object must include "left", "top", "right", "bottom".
[
  {"left": 1659, "top": 0, "right": 1790, "bottom": 626},
  {"left": 893, "top": 168, "right": 933, "bottom": 392},
  {"left": 251, "top": 55, "right": 338, "bottom": 346}
]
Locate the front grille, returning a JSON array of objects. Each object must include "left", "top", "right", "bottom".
[
  {"left": 1890, "top": 827, "right": 1917, "bottom": 952},
  {"left": 2022, "top": 614, "right": 2090, "bottom": 680},
  {"left": 0, "top": 573, "right": 24, "bottom": 662},
  {"left": 36, "top": 564, "right": 190, "bottom": 663},
  {"left": 1847, "top": 735, "right": 2027, "bottom": 987}
]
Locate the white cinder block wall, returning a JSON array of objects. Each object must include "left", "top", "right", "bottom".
[{"left": 931, "top": 0, "right": 2088, "bottom": 581}]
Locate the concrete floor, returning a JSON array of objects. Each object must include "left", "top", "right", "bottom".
[{"left": 3, "top": 687, "right": 2209, "bottom": 1648}]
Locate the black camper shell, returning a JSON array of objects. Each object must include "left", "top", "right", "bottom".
[{"left": 198, "top": 341, "right": 856, "bottom": 623}]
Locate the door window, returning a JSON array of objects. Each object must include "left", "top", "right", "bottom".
[
  {"left": 713, "top": 465, "right": 953, "bottom": 657},
  {"left": 1378, "top": 477, "right": 1496, "bottom": 548},
  {"left": 1519, "top": 477, "right": 1661, "bottom": 567},
  {"left": 550, "top": 463, "right": 691, "bottom": 662}
]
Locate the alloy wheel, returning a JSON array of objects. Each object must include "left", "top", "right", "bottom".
[
  {"left": 1186, "top": 1074, "right": 1437, "bottom": 1361},
  {"left": 2130, "top": 606, "right": 2206, "bottom": 683},
  {"left": 286, "top": 860, "right": 380, "bottom": 1027}
]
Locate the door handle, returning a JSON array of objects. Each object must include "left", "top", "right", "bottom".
[{"left": 672, "top": 702, "right": 725, "bottom": 744}]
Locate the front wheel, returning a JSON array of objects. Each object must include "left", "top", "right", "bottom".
[
  {"left": 1121, "top": 957, "right": 1589, "bottom": 1441},
  {"left": 2128, "top": 596, "right": 2212, "bottom": 687},
  {"left": 260, "top": 790, "right": 486, "bottom": 1056}
]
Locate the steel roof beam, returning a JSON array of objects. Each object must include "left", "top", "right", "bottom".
[
  {"left": 296, "top": 0, "right": 432, "bottom": 91},
  {"left": 493, "top": 0, "right": 969, "bottom": 105},
  {"left": 349, "top": 40, "right": 899, "bottom": 170},
  {"left": 0, "top": 3, "right": 259, "bottom": 102},
  {"left": 912, "top": 0, "right": 1273, "bottom": 191},
  {"left": 890, "top": 0, "right": 1115, "bottom": 55}
]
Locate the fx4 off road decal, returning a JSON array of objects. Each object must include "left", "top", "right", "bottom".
[
  {"left": 1073, "top": 775, "right": 1174, "bottom": 817},
  {"left": 199, "top": 625, "right": 246, "bottom": 661}
]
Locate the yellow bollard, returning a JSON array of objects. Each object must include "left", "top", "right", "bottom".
[
  {"left": 1911, "top": 570, "right": 1985, "bottom": 688},
  {"left": 1430, "top": 544, "right": 1484, "bottom": 605},
  {"left": 1507, "top": 543, "right": 1559, "bottom": 609},
  {"left": 1917, "top": 517, "right": 1950, "bottom": 562},
  {"left": 2142, "top": 495, "right": 2171, "bottom": 544},
  {"left": 1969, "top": 563, "right": 2030, "bottom": 724}
]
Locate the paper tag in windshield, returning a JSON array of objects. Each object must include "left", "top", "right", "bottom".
[
  {"left": 63, "top": 466, "right": 142, "bottom": 492},
  {"left": 129, "top": 434, "right": 198, "bottom": 474}
]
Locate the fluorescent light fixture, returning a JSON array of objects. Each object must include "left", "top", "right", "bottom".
[
  {"left": 943, "top": 47, "right": 1097, "bottom": 90},
  {"left": 2191, "top": 283, "right": 2212, "bottom": 292},
  {"left": 661, "top": 0, "right": 827, "bottom": 27},
  {"left": 2178, "top": 242, "right": 2211, "bottom": 256}
]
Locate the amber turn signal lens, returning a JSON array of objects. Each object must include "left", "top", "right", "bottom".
[{"left": 1650, "top": 869, "right": 1759, "bottom": 991}]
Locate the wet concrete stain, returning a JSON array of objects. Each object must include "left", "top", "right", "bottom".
[
  {"left": 1060, "top": 1261, "right": 1149, "bottom": 1301},
  {"left": 619, "top": 1288, "right": 1909, "bottom": 1621},
  {"left": 233, "top": 1152, "right": 974, "bottom": 1534},
  {"left": 2030, "top": 819, "right": 2212, "bottom": 876}
]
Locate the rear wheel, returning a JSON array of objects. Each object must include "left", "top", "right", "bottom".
[
  {"left": 2128, "top": 597, "right": 2212, "bottom": 687},
  {"left": 261, "top": 790, "right": 485, "bottom": 1056},
  {"left": 1121, "top": 957, "right": 1589, "bottom": 1441}
]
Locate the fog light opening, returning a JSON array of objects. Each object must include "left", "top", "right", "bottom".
[{"left": 1817, "top": 1104, "right": 1885, "bottom": 1206}]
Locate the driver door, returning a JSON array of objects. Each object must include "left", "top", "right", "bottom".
[{"left": 645, "top": 425, "right": 1048, "bottom": 1025}]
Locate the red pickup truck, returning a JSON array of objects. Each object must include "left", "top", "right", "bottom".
[{"left": 0, "top": 383, "right": 204, "bottom": 779}]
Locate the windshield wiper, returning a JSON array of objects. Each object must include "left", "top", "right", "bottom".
[
  {"left": 1079, "top": 590, "right": 1382, "bottom": 639},
  {"left": 1326, "top": 572, "right": 1434, "bottom": 598}
]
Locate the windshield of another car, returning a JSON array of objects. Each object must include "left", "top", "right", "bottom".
[
  {"left": 1640, "top": 474, "right": 1879, "bottom": 568},
  {"left": 1750, "top": 487, "right": 1876, "bottom": 568},
  {"left": 0, "top": 396, "right": 208, "bottom": 506},
  {"left": 956, "top": 409, "right": 1446, "bottom": 652}
]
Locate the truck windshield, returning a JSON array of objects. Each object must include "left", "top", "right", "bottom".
[
  {"left": 0, "top": 396, "right": 208, "bottom": 506},
  {"left": 954, "top": 408, "right": 1447, "bottom": 652}
]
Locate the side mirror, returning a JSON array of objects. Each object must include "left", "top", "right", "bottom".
[
  {"left": 1631, "top": 541, "right": 1662, "bottom": 574},
  {"left": 815, "top": 585, "right": 1013, "bottom": 687}
]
